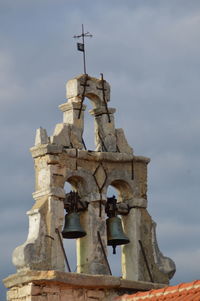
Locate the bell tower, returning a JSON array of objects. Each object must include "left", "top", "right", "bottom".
[{"left": 3, "top": 74, "right": 176, "bottom": 301}]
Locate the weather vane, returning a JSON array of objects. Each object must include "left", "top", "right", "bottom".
[{"left": 73, "top": 24, "right": 93, "bottom": 74}]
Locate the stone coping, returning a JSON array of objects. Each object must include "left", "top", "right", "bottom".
[
  {"left": 30, "top": 144, "right": 150, "bottom": 164},
  {"left": 3, "top": 271, "right": 166, "bottom": 291}
]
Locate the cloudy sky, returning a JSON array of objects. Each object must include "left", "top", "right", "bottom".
[{"left": 1, "top": 0, "right": 200, "bottom": 298}]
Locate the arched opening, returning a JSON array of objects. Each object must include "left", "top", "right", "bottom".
[
  {"left": 62, "top": 181, "right": 77, "bottom": 272},
  {"left": 106, "top": 185, "right": 122, "bottom": 277},
  {"left": 106, "top": 181, "right": 133, "bottom": 277},
  {"left": 82, "top": 98, "right": 95, "bottom": 151},
  {"left": 62, "top": 175, "right": 89, "bottom": 273},
  {"left": 81, "top": 88, "right": 105, "bottom": 151}
]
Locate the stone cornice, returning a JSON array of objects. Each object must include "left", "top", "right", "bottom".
[
  {"left": 3, "top": 271, "right": 167, "bottom": 291},
  {"left": 30, "top": 144, "right": 150, "bottom": 163}
]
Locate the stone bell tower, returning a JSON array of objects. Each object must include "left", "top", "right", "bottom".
[{"left": 3, "top": 74, "right": 175, "bottom": 301}]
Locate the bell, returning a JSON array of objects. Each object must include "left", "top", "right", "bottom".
[
  {"left": 62, "top": 212, "right": 86, "bottom": 239},
  {"left": 106, "top": 216, "right": 130, "bottom": 254}
]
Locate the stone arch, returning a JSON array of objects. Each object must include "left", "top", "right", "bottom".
[
  {"left": 109, "top": 179, "right": 133, "bottom": 202},
  {"left": 103, "top": 169, "right": 134, "bottom": 202},
  {"left": 65, "top": 170, "right": 100, "bottom": 202},
  {"left": 66, "top": 175, "right": 86, "bottom": 192},
  {"left": 66, "top": 74, "right": 110, "bottom": 109},
  {"left": 84, "top": 93, "right": 102, "bottom": 108}
]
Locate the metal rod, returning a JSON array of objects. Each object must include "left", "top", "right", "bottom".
[
  {"left": 131, "top": 159, "right": 134, "bottom": 180},
  {"left": 82, "top": 24, "right": 86, "bottom": 74},
  {"left": 73, "top": 25, "right": 92, "bottom": 75},
  {"left": 99, "top": 193, "right": 102, "bottom": 217},
  {"left": 97, "top": 231, "right": 112, "bottom": 275},
  {"left": 78, "top": 74, "right": 88, "bottom": 119},
  {"left": 138, "top": 240, "right": 153, "bottom": 282},
  {"left": 82, "top": 137, "right": 87, "bottom": 150},
  {"left": 98, "top": 130, "right": 108, "bottom": 152},
  {"left": 55, "top": 228, "right": 71, "bottom": 272},
  {"left": 75, "top": 148, "right": 78, "bottom": 170},
  {"left": 100, "top": 73, "right": 111, "bottom": 123}
]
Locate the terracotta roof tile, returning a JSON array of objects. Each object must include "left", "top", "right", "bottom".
[{"left": 116, "top": 280, "right": 200, "bottom": 301}]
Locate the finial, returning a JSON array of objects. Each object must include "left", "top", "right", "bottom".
[{"left": 73, "top": 24, "right": 93, "bottom": 74}]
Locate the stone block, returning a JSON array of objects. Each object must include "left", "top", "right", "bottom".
[
  {"left": 31, "top": 296, "right": 47, "bottom": 301},
  {"left": 115, "top": 128, "right": 133, "bottom": 154},
  {"left": 73, "top": 289, "right": 86, "bottom": 301},
  {"left": 60, "top": 289, "right": 74, "bottom": 301},
  {"left": 66, "top": 75, "right": 110, "bottom": 105},
  {"left": 35, "top": 128, "right": 49, "bottom": 146},
  {"left": 42, "top": 285, "right": 60, "bottom": 294},
  {"left": 50, "top": 123, "right": 71, "bottom": 147},
  {"left": 69, "top": 124, "right": 84, "bottom": 149},
  {"left": 18, "top": 284, "right": 32, "bottom": 298},
  {"left": 46, "top": 294, "right": 60, "bottom": 301},
  {"left": 87, "top": 289, "right": 105, "bottom": 299},
  {"left": 7, "top": 288, "right": 18, "bottom": 299},
  {"left": 127, "top": 198, "right": 147, "bottom": 208},
  {"left": 31, "top": 284, "right": 42, "bottom": 295}
]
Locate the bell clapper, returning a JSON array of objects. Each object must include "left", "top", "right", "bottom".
[{"left": 112, "top": 245, "right": 117, "bottom": 255}]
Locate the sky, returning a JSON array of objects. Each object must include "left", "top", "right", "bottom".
[{"left": 1, "top": 0, "right": 200, "bottom": 298}]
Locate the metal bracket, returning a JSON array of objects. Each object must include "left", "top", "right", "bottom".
[
  {"left": 78, "top": 74, "right": 89, "bottom": 119},
  {"left": 138, "top": 240, "right": 154, "bottom": 282},
  {"left": 63, "top": 191, "right": 88, "bottom": 213},
  {"left": 97, "top": 231, "right": 112, "bottom": 275},
  {"left": 97, "top": 73, "right": 111, "bottom": 123},
  {"left": 55, "top": 228, "right": 71, "bottom": 272},
  {"left": 97, "top": 130, "right": 108, "bottom": 152}
]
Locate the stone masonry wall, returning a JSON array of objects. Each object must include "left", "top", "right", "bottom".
[{"left": 7, "top": 283, "right": 112, "bottom": 301}]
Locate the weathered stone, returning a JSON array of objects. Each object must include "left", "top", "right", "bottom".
[
  {"left": 93, "top": 109, "right": 117, "bottom": 152},
  {"left": 115, "top": 128, "right": 133, "bottom": 154},
  {"left": 151, "top": 221, "right": 176, "bottom": 279},
  {"left": 60, "top": 288, "right": 74, "bottom": 301},
  {"left": 59, "top": 102, "right": 86, "bottom": 129},
  {"left": 77, "top": 202, "right": 110, "bottom": 275},
  {"left": 50, "top": 123, "right": 71, "bottom": 147},
  {"left": 3, "top": 270, "right": 166, "bottom": 290},
  {"left": 69, "top": 124, "right": 84, "bottom": 149},
  {"left": 127, "top": 198, "right": 147, "bottom": 208},
  {"left": 89, "top": 107, "right": 116, "bottom": 117},
  {"left": 87, "top": 289, "right": 105, "bottom": 299},
  {"left": 66, "top": 74, "right": 110, "bottom": 106},
  {"left": 7, "top": 288, "right": 18, "bottom": 299},
  {"left": 35, "top": 127, "right": 49, "bottom": 146},
  {"left": 30, "top": 144, "right": 63, "bottom": 159},
  {"left": 42, "top": 285, "right": 60, "bottom": 294}
]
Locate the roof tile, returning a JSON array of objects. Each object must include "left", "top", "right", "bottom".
[{"left": 116, "top": 280, "right": 200, "bottom": 301}]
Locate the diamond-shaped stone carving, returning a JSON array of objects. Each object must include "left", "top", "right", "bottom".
[{"left": 93, "top": 164, "right": 107, "bottom": 191}]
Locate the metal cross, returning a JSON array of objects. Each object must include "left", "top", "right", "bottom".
[{"left": 73, "top": 24, "right": 93, "bottom": 74}]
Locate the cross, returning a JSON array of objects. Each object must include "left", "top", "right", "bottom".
[{"left": 73, "top": 24, "right": 93, "bottom": 74}]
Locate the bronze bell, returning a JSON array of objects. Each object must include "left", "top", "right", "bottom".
[
  {"left": 62, "top": 212, "right": 86, "bottom": 239},
  {"left": 106, "top": 216, "right": 130, "bottom": 254}
]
